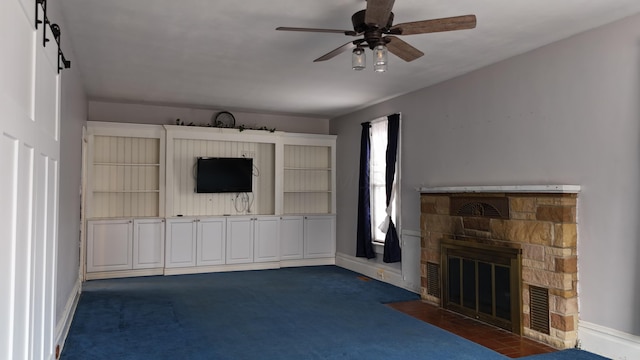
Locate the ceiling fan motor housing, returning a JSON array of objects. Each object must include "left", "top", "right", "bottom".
[{"left": 352, "top": 9, "right": 394, "bottom": 33}]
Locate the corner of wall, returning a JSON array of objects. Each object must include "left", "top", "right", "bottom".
[
  {"left": 55, "top": 277, "right": 82, "bottom": 356},
  {"left": 335, "top": 252, "right": 417, "bottom": 293}
]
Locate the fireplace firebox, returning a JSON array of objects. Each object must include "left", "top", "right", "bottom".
[{"left": 441, "top": 239, "right": 522, "bottom": 334}]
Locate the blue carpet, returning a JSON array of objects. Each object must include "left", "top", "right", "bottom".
[{"left": 61, "top": 266, "right": 606, "bottom": 360}]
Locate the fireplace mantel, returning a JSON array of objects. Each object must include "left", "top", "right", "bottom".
[{"left": 419, "top": 185, "right": 580, "bottom": 194}]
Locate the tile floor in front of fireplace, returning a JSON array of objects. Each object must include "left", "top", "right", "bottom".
[{"left": 387, "top": 300, "right": 556, "bottom": 358}]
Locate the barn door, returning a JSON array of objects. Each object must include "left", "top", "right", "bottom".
[{"left": 0, "top": 0, "right": 61, "bottom": 359}]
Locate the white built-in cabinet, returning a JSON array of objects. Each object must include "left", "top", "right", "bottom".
[
  {"left": 197, "top": 217, "right": 226, "bottom": 266},
  {"left": 86, "top": 218, "right": 165, "bottom": 276},
  {"left": 133, "top": 218, "right": 165, "bottom": 269},
  {"left": 225, "top": 217, "right": 254, "bottom": 264},
  {"left": 220, "top": 216, "right": 280, "bottom": 265},
  {"left": 253, "top": 216, "right": 280, "bottom": 262},
  {"left": 87, "top": 219, "right": 133, "bottom": 272},
  {"left": 164, "top": 217, "right": 228, "bottom": 268},
  {"left": 280, "top": 216, "right": 304, "bottom": 260},
  {"left": 303, "top": 215, "right": 336, "bottom": 258},
  {"left": 165, "top": 216, "right": 281, "bottom": 269},
  {"left": 226, "top": 216, "right": 282, "bottom": 264},
  {"left": 85, "top": 122, "right": 336, "bottom": 279},
  {"left": 165, "top": 218, "right": 197, "bottom": 268},
  {"left": 280, "top": 215, "right": 336, "bottom": 260}
]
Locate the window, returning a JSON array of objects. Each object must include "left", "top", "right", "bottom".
[{"left": 369, "top": 118, "right": 399, "bottom": 243}]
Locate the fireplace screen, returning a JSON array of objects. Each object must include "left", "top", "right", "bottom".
[{"left": 441, "top": 239, "right": 522, "bottom": 334}]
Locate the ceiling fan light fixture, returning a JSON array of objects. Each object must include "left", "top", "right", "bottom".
[
  {"left": 276, "top": 2, "right": 477, "bottom": 73},
  {"left": 352, "top": 47, "right": 366, "bottom": 71},
  {"left": 373, "top": 44, "right": 388, "bottom": 73}
]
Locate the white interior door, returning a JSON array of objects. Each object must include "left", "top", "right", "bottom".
[{"left": 0, "top": 1, "right": 61, "bottom": 359}]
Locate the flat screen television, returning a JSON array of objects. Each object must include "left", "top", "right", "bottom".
[{"left": 196, "top": 157, "right": 253, "bottom": 193}]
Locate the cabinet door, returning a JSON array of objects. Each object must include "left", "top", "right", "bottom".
[
  {"left": 165, "top": 218, "right": 197, "bottom": 268},
  {"left": 303, "top": 215, "right": 336, "bottom": 258},
  {"left": 254, "top": 216, "right": 280, "bottom": 263},
  {"left": 280, "top": 216, "right": 304, "bottom": 260},
  {"left": 133, "top": 219, "right": 165, "bottom": 269},
  {"left": 226, "top": 217, "right": 254, "bottom": 264},
  {"left": 197, "top": 218, "right": 226, "bottom": 266},
  {"left": 87, "top": 219, "right": 133, "bottom": 272}
]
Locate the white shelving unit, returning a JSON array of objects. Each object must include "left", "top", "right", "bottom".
[
  {"left": 85, "top": 123, "right": 166, "bottom": 279},
  {"left": 282, "top": 135, "right": 336, "bottom": 215},
  {"left": 87, "top": 123, "right": 165, "bottom": 219},
  {"left": 84, "top": 122, "right": 336, "bottom": 279}
]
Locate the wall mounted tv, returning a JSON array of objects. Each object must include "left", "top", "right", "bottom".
[{"left": 196, "top": 157, "right": 253, "bottom": 193}]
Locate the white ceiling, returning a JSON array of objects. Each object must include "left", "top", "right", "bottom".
[{"left": 59, "top": 0, "right": 640, "bottom": 118}]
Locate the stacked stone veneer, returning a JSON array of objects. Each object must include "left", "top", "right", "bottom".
[{"left": 420, "top": 192, "right": 578, "bottom": 349}]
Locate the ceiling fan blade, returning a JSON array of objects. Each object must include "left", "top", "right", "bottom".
[
  {"left": 276, "top": 27, "right": 357, "bottom": 36},
  {"left": 391, "top": 15, "right": 476, "bottom": 35},
  {"left": 314, "top": 41, "right": 357, "bottom": 62},
  {"left": 385, "top": 36, "right": 424, "bottom": 62},
  {"left": 365, "top": 0, "right": 395, "bottom": 27}
]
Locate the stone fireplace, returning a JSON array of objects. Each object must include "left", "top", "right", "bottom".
[{"left": 419, "top": 185, "right": 579, "bottom": 349}]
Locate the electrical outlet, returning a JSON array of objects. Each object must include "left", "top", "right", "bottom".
[{"left": 377, "top": 269, "right": 385, "bottom": 279}]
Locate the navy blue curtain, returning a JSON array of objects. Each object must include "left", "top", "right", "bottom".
[
  {"left": 356, "top": 122, "right": 375, "bottom": 259},
  {"left": 383, "top": 114, "right": 401, "bottom": 263}
]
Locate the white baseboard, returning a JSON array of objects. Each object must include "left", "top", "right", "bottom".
[
  {"left": 579, "top": 321, "right": 640, "bottom": 359},
  {"left": 85, "top": 268, "right": 164, "bottom": 280},
  {"left": 280, "top": 258, "right": 335, "bottom": 267},
  {"left": 163, "top": 258, "right": 336, "bottom": 276},
  {"left": 336, "top": 252, "right": 416, "bottom": 293},
  {"left": 164, "top": 262, "right": 281, "bottom": 275},
  {"left": 55, "top": 277, "right": 82, "bottom": 358},
  {"left": 87, "top": 258, "right": 337, "bottom": 278}
]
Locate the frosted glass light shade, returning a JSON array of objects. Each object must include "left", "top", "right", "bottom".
[
  {"left": 373, "top": 44, "right": 388, "bottom": 73},
  {"left": 352, "top": 47, "right": 366, "bottom": 70}
]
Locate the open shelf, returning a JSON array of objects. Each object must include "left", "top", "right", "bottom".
[
  {"left": 283, "top": 143, "right": 334, "bottom": 214},
  {"left": 89, "top": 133, "right": 163, "bottom": 218}
]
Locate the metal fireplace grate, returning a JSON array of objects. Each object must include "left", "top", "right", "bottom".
[
  {"left": 426, "top": 262, "right": 440, "bottom": 298},
  {"left": 529, "top": 285, "right": 550, "bottom": 334},
  {"left": 440, "top": 239, "right": 522, "bottom": 334}
]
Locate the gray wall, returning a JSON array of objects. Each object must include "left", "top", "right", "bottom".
[
  {"left": 51, "top": 2, "right": 87, "bottom": 327},
  {"left": 89, "top": 101, "right": 330, "bottom": 135},
  {"left": 331, "top": 13, "right": 640, "bottom": 336}
]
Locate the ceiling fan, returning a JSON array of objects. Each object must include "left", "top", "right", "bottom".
[{"left": 276, "top": 0, "right": 476, "bottom": 71}]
